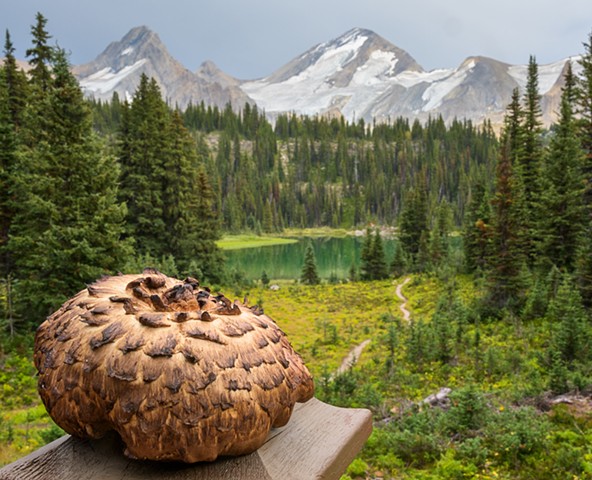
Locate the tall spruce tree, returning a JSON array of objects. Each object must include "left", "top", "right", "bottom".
[
  {"left": 398, "top": 180, "right": 429, "bottom": 262},
  {"left": 118, "top": 78, "right": 223, "bottom": 281},
  {"left": 463, "top": 179, "right": 492, "bottom": 273},
  {"left": 576, "top": 30, "right": 592, "bottom": 214},
  {"left": 25, "top": 13, "right": 53, "bottom": 94},
  {"left": 301, "top": 241, "right": 320, "bottom": 285},
  {"left": 118, "top": 74, "right": 170, "bottom": 256},
  {"left": 360, "top": 229, "right": 389, "bottom": 281},
  {"left": 538, "top": 63, "right": 586, "bottom": 271},
  {"left": 519, "top": 56, "right": 544, "bottom": 263},
  {"left": 575, "top": 31, "right": 592, "bottom": 305},
  {"left": 486, "top": 126, "right": 528, "bottom": 310},
  {"left": 3, "top": 30, "right": 28, "bottom": 129},
  {"left": 9, "top": 49, "right": 130, "bottom": 322}
]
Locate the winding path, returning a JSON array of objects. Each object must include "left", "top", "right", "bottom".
[
  {"left": 334, "top": 277, "right": 412, "bottom": 376},
  {"left": 396, "top": 277, "right": 412, "bottom": 322},
  {"left": 336, "top": 339, "right": 371, "bottom": 375}
]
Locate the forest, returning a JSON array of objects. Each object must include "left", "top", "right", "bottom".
[{"left": 1, "top": 12, "right": 592, "bottom": 480}]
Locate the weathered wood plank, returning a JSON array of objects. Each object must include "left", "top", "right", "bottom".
[{"left": 0, "top": 398, "right": 372, "bottom": 480}]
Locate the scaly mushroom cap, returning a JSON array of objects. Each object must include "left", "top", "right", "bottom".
[{"left": 34, "top": 270, "right": 314, "bottom": 463}]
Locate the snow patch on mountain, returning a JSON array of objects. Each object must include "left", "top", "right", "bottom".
[
  {"left": 121, "top": 47, "right": 133, "bottom": 56},
  {"left": 422, "top": 59, "right": 476, "bottom": 111},
  {"left": 79, "top": 59, "right": 147, "bottom": 94},
  {"left": 352, "top": 50, "right": 398, "bottom": 86},
  {"left": 508, "top": 57, "right": 578, "bottom": 94}
]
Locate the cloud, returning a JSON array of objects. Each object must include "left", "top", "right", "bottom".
[{"left": 2, "top": 0, "right": 591, "bottom": 79}]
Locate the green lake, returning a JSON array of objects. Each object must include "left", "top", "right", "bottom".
[{"left": 223, "top": 236, "right": 398, "bottom": 281}]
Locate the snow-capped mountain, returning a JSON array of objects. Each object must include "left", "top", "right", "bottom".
[
  {"left": 72, "top": 26, "right": 253, "bottom": 108},
  {"left": 71, "top": 26, "right": 579, "bottom": 127},
  {"left": 243, "top": 27, "right": 579, "bottom": 126}
]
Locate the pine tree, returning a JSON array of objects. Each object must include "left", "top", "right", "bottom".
[
  {"left": 369, "top": 229, "right": 389, "bottom": 280},
  {"left": 25, "top": 13, "right": 53, "bottom": 94},
  {"left": 301, "top": 242, "right": 320, "bottom": 285},
  {"left": 2, "top": 30, "right": 28, "bottom": 129},
  {"left": 576, "top": 30, "right": 592, "bottom": 215},
  {"left": 390, "top": 243, "right": 408, "bottom": 278},
  {"left": 538, "top": 63, "right": 586, "bottom": 271},
  {"left": 0, "top": 68, "right": 17, "bottom": 277},
  {"left": 9, "top": 49, "right": 131, "bottom": 322},
  {"left": 118, "top": 74, "right": 169, "bottom": 256},
  {"left": 430, "top": 200, "right": 452, "bottom": 266},
  {"left": 547, "top": 274, "right": 589, "bottom": 367},
  {"left": 486, "top": 136, "right": 528, "bottom": 311},
  {"left": 398, "top": 181, "right": 428, "bottom": 261},
  {"left": 519, "top": 56, "right": 544, "bottom": 263},
  {"left": 463, "top": 179, "right": 492, "bottom": 273}
]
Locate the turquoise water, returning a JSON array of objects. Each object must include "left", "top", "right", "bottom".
[{"left": 223, "top": 236, "right": 398, "bottom": 281}]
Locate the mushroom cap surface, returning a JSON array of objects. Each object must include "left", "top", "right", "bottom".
[{"left": 34, "top": 270, "right": 314, "bottom": 462}]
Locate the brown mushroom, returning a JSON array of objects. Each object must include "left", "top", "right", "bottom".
[{"left": 34, "top": 269, "right": 314, "bottom": 463}]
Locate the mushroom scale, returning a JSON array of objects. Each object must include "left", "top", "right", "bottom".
[{"left": 34, "top": 269, "right": 314, "bottom": 463}]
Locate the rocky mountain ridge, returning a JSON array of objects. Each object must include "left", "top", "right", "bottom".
[{"left": 70, "top": 26, "right": 580, "bottom": 127}]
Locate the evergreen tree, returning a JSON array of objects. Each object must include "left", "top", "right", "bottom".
[
  {"left": 118, "top": 74, "right": 170, "bottom": 256},
  {"left": 301, "top": 241, "right": 320, "bottom": 285},
  {"left": 0, "top": 68, "right": 17, "bottom": 277},
  {"left": 25, "top": 13, "right": 53, "bottom": 93},
  {"left": 576, "top": 30, "right": 592, "bottom": 215},
  {"left": 398, "top": 181, "right": 429, "bottom": 262},
  {"left": 547, "top": 274, "right": 589, "bottom": 368},
  {"left": 360, "top": 228, "right": 388, "bottom": 280},
  {"left": 9, "top": 49, "right": 131, "bottom": 322},
  {"left": 538, "top": 63, "right": 586, "bottom": 271},
  {"left": 519, "top": 56, "right": 544, "bottom": 263},
  {"left": 2, "top": 30, "right": 28, "bottom": 128},
  {"left": 390, "top": 243, "right": 408, "bottom": 278},
  {"left": 486, "top": 137, "right": 528, "bottom": 311},
  {"left": 430, "top": 200, "right": 452, "bottom": 266},
  {"left": 463, "top": 179, "right": 492, "bottom": 273}
]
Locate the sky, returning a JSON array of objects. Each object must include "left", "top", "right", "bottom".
[{"left": 1, "top": 0, "right": 591, "bottom": 80}]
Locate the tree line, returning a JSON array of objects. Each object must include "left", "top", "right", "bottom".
[
  {"left": 0, "top": 13, "right": 221, "bottom": 330},
  {"left": 2, "top": 12, "right": 592, "bottom": 338}
]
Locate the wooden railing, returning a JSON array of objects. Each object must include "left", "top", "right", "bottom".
[{"left": 0, "top": 398, "right": 372, "bottom": 480}]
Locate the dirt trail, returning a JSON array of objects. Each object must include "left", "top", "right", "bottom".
[
  {"left": 336, "top": 339, "right": 371, "bottom": 375},
  {"left": 396, "top": 277, "right": 412, "bottom": 322},
  {"left": 334, "top": 278, "right": 411, "bottom": 376}
]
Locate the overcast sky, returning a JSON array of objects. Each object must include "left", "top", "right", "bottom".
[{"left": 2, "top": 0, "right": 591, "bottom": 79}]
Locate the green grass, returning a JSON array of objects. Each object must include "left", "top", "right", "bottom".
[{"left": 216, "top": 234, "right": 298, "bottom": 250}]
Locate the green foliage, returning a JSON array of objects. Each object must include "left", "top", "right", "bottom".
[
  {"left": 300, "top": 241, "right": 321, "bottom": 285},
  {"left": 360, "top": 229, "right": 389, "bottom": 280}
]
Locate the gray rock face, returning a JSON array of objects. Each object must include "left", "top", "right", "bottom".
[
  {"left": 71, "top": 26, "right": 577, "bottom": 128},
  {"left": 72, "top": 26, "right": 253, "bottom": 109}
]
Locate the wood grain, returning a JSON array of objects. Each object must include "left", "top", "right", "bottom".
[{"left": 0, "top": 398, "right": 372, "bottom": 480}]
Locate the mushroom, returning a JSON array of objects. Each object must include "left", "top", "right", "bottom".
[{"left": 34, "top": 269, "right": 314, "bottom": 463}]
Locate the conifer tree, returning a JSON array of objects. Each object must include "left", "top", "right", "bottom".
[
  {"left": 538, "top": 63, "right": 586, "bottom": 271},
  {"left": 0, "top": 68, "right": 17, "bottom": 277},
  {"left": 547, "top": 275, "right": 589, "bottom": 369},
  {"left": 390, "top": 243, "right": 408, "bottom": 278},
  {"left": 463, "top": 179, "right": 491, "bottom": 273},
  {"left": 486, "top": 135, "right": 528, "bottom": 310},
  {"left": 25, "top": 13, "right": 53, "bottom": 94},
  {"left": 398, "top": 181, "right": 429, "bottom": 262},
  {"left": 519, "top": 56, "right": 544, "bottom": 263},
  {"left": 301, "top": 241, "right": 320, "bottom": 285},
  {"left": 9, "top": 49, "right": 131, "bottom": 321},
  {"left": 2, "top": 30, "right": 28, "bottom": 129},
  {"left": 576, "top": 30, "right": 592, "bottom": 214},
  {"left": 118, "top": 74, "right": 170, "bottom": 256},
  {"left": 573, "top": 34, "right": 592, "bottom": 307}
]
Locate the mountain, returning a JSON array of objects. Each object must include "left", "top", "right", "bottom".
[
  {"left": 72, "top": 26, "right": 253, "bottom": 108},
  {"left": 242, "top": 27, "right": 579, "bottom": 127},
  {"left": 71, "top": 26, "right": 579, "bottom": 127}
]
